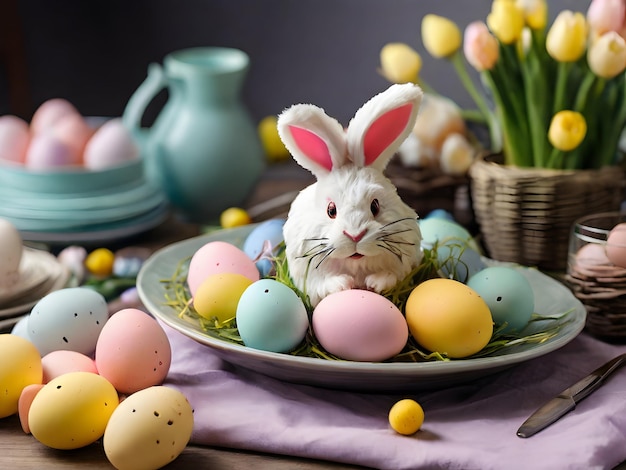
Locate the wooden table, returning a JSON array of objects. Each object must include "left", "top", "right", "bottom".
[{"left": 0, "top": 161, "right": 373, "bottom": 469}]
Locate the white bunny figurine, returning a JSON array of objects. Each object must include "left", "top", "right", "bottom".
[{"left": 278, "top": 83, "right": 424, "bottom": 307}]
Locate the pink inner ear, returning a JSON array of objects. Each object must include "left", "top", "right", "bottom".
[
  {"left": 363, "top": 103, "right": 413, "bottom": 166},
  {"left": 289, "top": 125, "right": 333, "bottom": 171}
]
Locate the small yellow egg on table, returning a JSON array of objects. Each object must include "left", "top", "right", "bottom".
[
  {"left": 220, "top": 207, "right": 252, "bottom": 228},
  {"left": 85, "top": 248, "right": 115, "bottom": 276},
  {"left": 258, "top": 115, "right": 290, "bottom": 162},
  {"left": 389, "top": 399, "right": 425, "bottom": 436}
]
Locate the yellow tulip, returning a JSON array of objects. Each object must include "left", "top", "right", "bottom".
[
  {"left": 421, "top": 14, "right": 462, "bottom": 58},
  {"left": 516, "top": 0, "right": 548, "bottom": 30},
  {"left": 487, "top": 0, "right": 525, "bottom": 44},
  {"left": 546, "top": 11, "right": 588, "bottom": 62},
  {"left": 587, "top": 31, "right": 626, "bottom": 78},
  {"left": 379, "top": 43, "right": 422, "bottom": 83},
  {"left": 548, "top": 111, "right": 587, "bottom": 151},
  {"left": 463, "top": 21, "right": 499, "bottom": 71}
]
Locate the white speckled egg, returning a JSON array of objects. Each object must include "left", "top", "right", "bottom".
[
  {"left": 27, "top": 287, "right": 108, "bottom": 356},
  {"left": 312, "top": 290, "right": 408, "bottom": 362},
  {"left": 103, "top": 386, "right": 194, "bottom": 470},
  {"left": 0, "top": 218, "right": 23, "bottom": 290}
]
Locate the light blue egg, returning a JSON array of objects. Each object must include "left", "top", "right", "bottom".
[
  {"left": 424, "top": 209, "right": 455, "bottom": 222},
  {"left": 27, "top": 287, "right": 108, "bottom": 356},
  {"left": 436, "top": 243, "right": 485, "bottom": 283},
  {"left": 236, "top": 279, "right": 308, "bottom": 353},
  {"left": 467, "top": 266, "right": 535, "bottom": 334},
  {"left": 243, "top": 219, "right": 286, "bottom": 277}
]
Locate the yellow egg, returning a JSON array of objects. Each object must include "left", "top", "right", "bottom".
[
  {"left": 0, "top": 334, "right": 43, "bottom": 418},
  {"left": 28, "top": 371, "right": 119, "bottom": 449},
  {"left": 220, "top": 207, "right": 252, "bottom": 228},
  {"left": 193, "top": 273, "right": 254, "bottom": 323},
  {"left": 258, "top": 115, "right": 290, "bottom": 162},
  {"left": 103, "top": 386, "right": 193, "bottom": 470},
  {"left": 389, "top": 399, "right": 425, "bottom": 435},
  {"left": 405, "top": 278, "right": 493, "bottom": 358},
  {"left": 85, "top": 247, "right": 115, "bottom": 276}
]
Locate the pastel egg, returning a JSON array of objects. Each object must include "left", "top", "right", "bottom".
[
  {"left": 312, "top": 289, "right": 408, "bottom": 362},
  {"left": 242, "top": 219, "right": 286, "bottom": 276},
  {"left": 27, "top": 287, "right": 108, "bottom": 356},
  {"left": 95, "top": 308, "right": 171, "bottom": 394},
  {"left": 50, "top": 113, "right": 95, "bottom": 160},
  {"left": 575, "top": 242, "right": 611, "bottom": 268},
  {"left": 104, "top": 386, "right": 193, "bottom": 470},
  {"left": 30, "top": 98, "right": 80, "bottom": 135},
  {"left": 606, "top": 223, "right": 626, "bottom": 268},
  {"left": 28, "top": 371, "right": 119, "bottom": 449},
  {"left": 84, "top": 118, "right": 139, "bottom": 170},
  {"left": 0, "top": 334, "right": 43, "bottom": 418},
  {"left": 25, "top": 132, "right": 80, "bottom": 169},
  {"left": 0, "top": 115, "right": 30, "bottom": 163},
  {"left": 236, "top": 279, "right": 309, "bottom": 353},
  {"left": 418, "top": 217, "right": 481, "bottom": 252},
  {"left": 18, "top": 383, "right": 44, "bottom": 434},
  {"left": 187, "top": 241, "right": 259, "bottom": 297},
  {"left": 41, "top": 350, "right": 98, "bottom": 383},
  {"left": 467, "top": 266, "right": 535, "bottom": 334},
  {"left": 193, "top": 272, "right": 254, "bottom": 323}
]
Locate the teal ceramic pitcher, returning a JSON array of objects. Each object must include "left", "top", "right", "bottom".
[{"left": 123, "top": 47, "right": 265, "bottom": 223}]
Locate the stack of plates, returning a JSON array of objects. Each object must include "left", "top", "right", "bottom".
[
  {"left": 0, "top": 247, "right": 70, "bottom": 332},
  {"left": 0, "top": 159, "right": 168, "bottom": 244}
]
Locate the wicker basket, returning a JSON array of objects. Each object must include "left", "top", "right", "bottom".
[{"left": 469, "top": 154, "right": 625, "bottom": 271}]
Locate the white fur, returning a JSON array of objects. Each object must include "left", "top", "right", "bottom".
[{"left": 278, "top": 84, "right": 424, "bottom": 307}]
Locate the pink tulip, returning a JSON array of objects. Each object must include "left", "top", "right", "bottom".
[
  {"left": 463, "top": 21, "right": 499, "bottom": 71},
  {"left": 587, "top": 0, "right": 626, "bottom": 37}
]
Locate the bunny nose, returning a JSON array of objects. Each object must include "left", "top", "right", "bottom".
[{"left": 343, "top": 229, "right": 367, "bottom": 243}]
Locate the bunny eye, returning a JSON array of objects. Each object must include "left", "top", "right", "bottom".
[
  {"left": 327, "top": 201, "right": 337, "bottom": 219},
  {"left": 370, "top": 199, "right": 380, "bottom": 217}
]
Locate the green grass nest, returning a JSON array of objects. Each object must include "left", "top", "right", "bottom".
[{"left": 161, "top": 244, "right": 574, "bottom": 363}]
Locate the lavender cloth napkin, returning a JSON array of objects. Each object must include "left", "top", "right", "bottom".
[{"left": 161, "top": 321, "right": 626, "bottom": 470}]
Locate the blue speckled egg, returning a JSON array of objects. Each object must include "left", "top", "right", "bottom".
[
  {"left": 242, "top": 219, "right": 286, "bottom": 276},
  {"left": 467, "top": 266, "right": 535, "bottom": 334},
  {"left": 236, "top": 279, "right": 308, "bottom": 353}
]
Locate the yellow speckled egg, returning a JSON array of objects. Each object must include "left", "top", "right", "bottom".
[
  {"left": 28, "top": 371, "right": 119, "bottom": 449},
  {"left": 193, "top": 272, "right": 254, "bottom": 323},
  {"left": 389, "top": 399, "right": 425, "bottom": 435},
  {"left": 405, "top": 278, "right": 493, "bottom": 358},
  {"left": 0, "top": 334, "right": 42, "bottom": 418},
  {"left": 103, "top": 386, "right": 194, "bottom": 470}
]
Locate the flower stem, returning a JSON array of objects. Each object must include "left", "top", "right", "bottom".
[
  {"left": 449, "top": 51, "right": 502, "bottom": 152},
  {"left": 552, "top": 61, "right": 572, "bottom": 114}
]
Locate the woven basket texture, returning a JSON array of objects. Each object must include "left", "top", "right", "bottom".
[{"left": 469, "top": 155, "right": 625, "bottom": 271}]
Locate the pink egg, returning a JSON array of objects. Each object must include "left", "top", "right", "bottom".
[
  {"left": 187, "top": 241, "right": 260, "bottom": 296},
  {"left": 0, "top": 115, "right": 30, "bottom": 163},
  {"left": 50, "top": 113, "right": 95, "bottom": 161},
  {"left": 83, "top": 118, "right": 139, "bottom": 170},
  {"left": 18, "top": 383, "right": 44, "bottom": 434},
  {"left": 95, "top": 308, "right": 171, "bottom": 394},
  {"left": 25, "top": 132, "right": 80, "bottom": 169},
  {"left": 606, "top": 223, "right": 626, "bottom": 268},
  {"left": 575, "top": 243, "right": 611, "bottom": 268},
  {"left": 41, "top": 350, "right": 98, "bottom": 383},
  {"left": 30, "top": 98, "right": 80, "bottom": 135},
  {"left": 312, "top": 289, "right": 408, "bottom": 362}
]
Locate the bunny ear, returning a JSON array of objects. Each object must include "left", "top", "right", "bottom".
[
  {"left": 346, "top": 83, "right": 423, "bottom": 171},
  {"left": 277, "top": 104, "right": 347, "bottom": 177}
]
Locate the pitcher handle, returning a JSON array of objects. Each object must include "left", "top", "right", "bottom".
[{"left": 122, "top": 63, "right": 168, "bottom": 142}]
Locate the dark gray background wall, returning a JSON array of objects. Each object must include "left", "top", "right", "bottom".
[{"left": 3, "top": 0, "right": 590, "bottom": 125}]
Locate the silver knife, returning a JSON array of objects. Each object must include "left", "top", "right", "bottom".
[{"left": 517, "top": 353, "right": 626, "bottom": 438}]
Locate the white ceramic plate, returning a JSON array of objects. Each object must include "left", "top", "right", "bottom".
[
  {"left": 0, "top": 248, "right": 70, "bottom": 319},
  {"left": 137, "top": 225, "right": 587, "bottom": 392}
]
